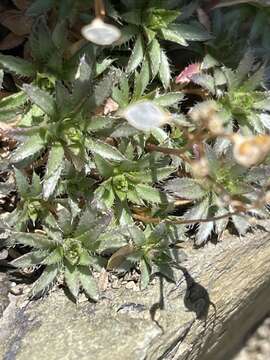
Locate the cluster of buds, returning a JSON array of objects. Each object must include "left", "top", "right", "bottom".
[
  {"left": 232, "top": 134, "right": 270, "bottom": 167},
  {"left": 189, "top": 100, "right": 224, "bottom": 135}
]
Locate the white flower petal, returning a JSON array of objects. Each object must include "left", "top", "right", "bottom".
[
  {"left": 123, "top": 101, "right": 171, "bottom": 131},
  {"left": 81, "top": 18, "right": 121, "bottom": 46}
]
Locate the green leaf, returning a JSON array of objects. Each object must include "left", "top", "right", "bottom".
[
  {"left": 154, "top": 92, "right": 184, "bottom": 107},
  {"left": 148, "top": 39, "right": 161, "bottom": 78},
  {"left": 23, "top": 84, "right": 56, "bottom": 117},
  {"left": 159, "top": 28, "right": 187, "bottom": 46},
  {"left": 26, "top": 0, "right": 54, "bottom": 16},
  {"left": 128, "top": 166, "right": 175, "bottom": 183},
  {"left": 136, "top": 184, "right": 165, "bottom": 204},
  {"left": 159, "top": 49, "right": 171, "bottom": 89},
  {"left": 88, "top": 139, "right": 127, "bottom": 161},
  {"left": 42, "top": 248, "right": 63, "bottom": 265},
  {"left": 43, "top": 143, "right": 65, "bottom": 200},
  {"left": 11, "top": 250, "right": 48, "bottom": 268},
  {"left": 96, "top": 58, "right": 116, "bottom": 76},
  {"left": 0, "top": 55, "right": 35, "bottom": 77},
  {"left": 64, "top": 263, "right": 80, "bottom": 299},
  {"left": 127, "top": 34, "right": 144, "bottom": 73},
  {"left": 93, "top": 70, "right": 117, "bottom": 107},
  {"left": 94, "top": 154, "right": 114, "bottom": 178},
  {"left": 191, "top": 73, "right": 216, "bottom": 94},
  {"left": 140, "top": 258, "right": 151, "bottom": 290},
  {"left": 14, "top": 168, "right": 29, "bottom": 198},
  {"left": 112, "top": 76, "right": 130, "bottom": 108},
  {"left": 79, "top": 267, "right": 99, "bottom": 301},
  {"left": 0, "top": 91, "right": 27, "bottom": 122},
  {"left": 31, "top": 264, "right": 59, "bottom": 297},
  {"left": 133, "top": 58, "right": 151, "bottom": 100},
  {"left": 13, "top": 232, "right": 57, "bottom": 249},
  {"left": 10, "top": 134, "right": 45, "bottom": 166},
  {"left": 165, "top": 178, "right": 205, "bottom": 200},
  {"left": 170, "top": 23, "right": 211, "bottom": 42},
  {"left": 30, "top": 17, "right": 56, "bottom": 64}
]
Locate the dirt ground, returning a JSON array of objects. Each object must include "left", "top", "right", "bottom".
[{"left": 234, "top": 316, "right": 270, "bottom": 360}]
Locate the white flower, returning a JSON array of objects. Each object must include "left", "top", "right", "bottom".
[
  {"left": 122, "top": 101, "right": 171, "bottom": 131},
  {"left": 81, "top": 18, "right": 121, "bottom": 46}
]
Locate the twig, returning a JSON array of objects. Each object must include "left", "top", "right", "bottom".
[
  {"left": 133, "top": 210, "right": 243, "bottom": 225},
  {"left": 146, "top": 143, "right": 191, "bottom": 163},
  {"left": 95, "top": 0, "right": 106, "bottom": 18}
]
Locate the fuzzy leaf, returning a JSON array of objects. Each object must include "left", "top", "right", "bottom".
[
  {"left": 26, "top": 0, "right": 54, "bottom": 16},
  {"left": 165, "top": 178, "right": 205, "bottom": 200},
  {"left": 11, "top": 250, "right": 48, "bottom": 268},
  {"left": 23, "top": 84, "right": 56, "bottom": 117},
  {"left": 10, "top": 134, "right": 45, "bottom": 165},
  {"left": 136, "top": 184, "right": 165, "bottom": 204},
  {"left": 31, "top": 264, "right": 59, "bottom": 297},
  {"left": 129, "top": 166, "right": 175, "bottom": 183},
  {"left": 88, "top": 139, "right": 127, "bottom": 161},
  {"left": 43, "top": 143, "right": 64, "bottom": 200},
  {"left": 14, "top": 168, "right": 29, "bottom": 198},
  {"left": 160, "top": 28, "right": 187, "bottom": 46},
  {"left": 154, "top": 92, "right": 184, "bottom": 107},
  {"left": 127, "top": 34, "right": 144, "bottom": 73},
  {"left": 159, "top": 49, "right": 171, "bottom": 89},
  {"left": 133, "top": 58, "right": 151, "bottom": 99},
  {"left": 64, "top": 263, "right": 80, "bottom": 299},
  {"left": 42, "top": 248, "right": 63, "bottom": 265},
  {"left": 79, "top": 267, "right": 99, "bottom": 301},
  {"left": 94, "top": 154, "right": 114, "bottom": 178},
  {"left": 13, "top": 232, "right": 57, "bottom": 249},
  {"left": 191, "top": 73, "right": 215, "bottom": 94},
  {"left": 140, "top": 258, "right": 151, "bottom": 290},
  {"left": 0, "top": 54, "right": 35, "bottom": 77},
  {"left": 148, "top": 38, "right": 161, "bottom": 78}
]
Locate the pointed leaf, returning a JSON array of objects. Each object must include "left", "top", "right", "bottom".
[
  {"left": 127, "top": 34, "right": 144, "bottom": 73},
  {"left": 31, "top": 264, "right": 59, "bottom": 297},
  {"left": 43, "top": 143, "right": 64, "bottom": 200},
  {"left": 79, "top": 267, "right": 99, "bottom": 301}
]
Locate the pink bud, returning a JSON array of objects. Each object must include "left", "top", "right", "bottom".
[{"left": 175, "top": 63, "right": 201, "bottom": 84}]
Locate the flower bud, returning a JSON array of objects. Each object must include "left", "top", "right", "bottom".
[
  {"left": 122, "top": 101, "right": 171, "bottom": 131},
  {"left": 81, "top": 18, "right": 121, "bottom": 46},
  {"left": 232, "top": 134, "right": 270, "bottom": 167}
]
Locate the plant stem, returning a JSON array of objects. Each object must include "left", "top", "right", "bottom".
[
  {"left": 133, "top": 210, "right": 243, "bottom": 225},
  {"left": 95, "top": 0, "right": 106, "bottom": 18},
  {"left": 146, "top": 143, "right": 191, "bottom": 163}
]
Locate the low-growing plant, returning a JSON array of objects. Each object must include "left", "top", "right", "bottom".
[{"left": 1, "top": 0, "right": 270, "bottom": 300}]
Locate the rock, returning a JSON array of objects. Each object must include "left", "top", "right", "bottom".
[
  {"left": 0, "top": 272, "right": 10, "bottom": 317},
  {"left": 0, "top": 221, "right": 270, "bottom": 360}
]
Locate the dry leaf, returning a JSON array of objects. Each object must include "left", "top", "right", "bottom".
[
  {"left": 0, "top": 32, "right": 25, "bottom": 50},
  {"left": 107, "top": 244, "right": 135, "bottom": 270},
  {"left": 0, "top": 10, "right": 33, "bottom": 36}
]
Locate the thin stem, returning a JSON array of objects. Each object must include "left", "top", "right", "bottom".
[
  {"left": 146, "top": 143, "right": 191, "bottom": 163},
  {"left": 95, "top": 0, "right": 106, "bottom": 18},
  {"left": 133, "top": 210, "right": 242, "bottom": 225}
]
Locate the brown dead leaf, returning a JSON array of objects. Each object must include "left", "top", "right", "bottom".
[
  {"left": 0, "top": 9, "right": 33, "bottom": 36},
  {"left": 0, "top": 32, "right": 25, "bottom": 50},
  {"left": 107, "top": 244, "right": 135, "bottom": 270}
]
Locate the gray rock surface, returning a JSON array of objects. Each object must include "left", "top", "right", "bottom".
[{"left": 1, "top": 221, "right": 270, "bottom": 360}]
